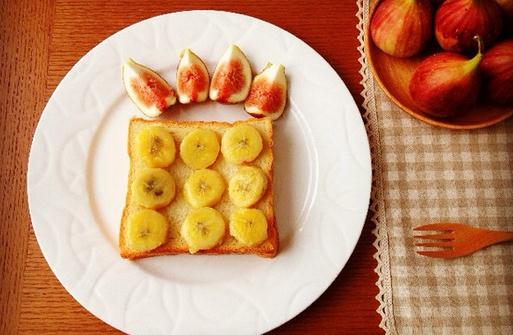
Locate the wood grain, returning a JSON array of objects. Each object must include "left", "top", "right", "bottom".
[
  {"left": 2, "top": 0, "right": 380, "bottom": 333},
  {"left": 0, "top": 0, "right": 54, "bottom": 333}
]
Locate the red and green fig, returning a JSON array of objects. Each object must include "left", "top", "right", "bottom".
[
  {"left": 244, "top": 63, "right": 287, "bottom": 120},
  {"left": 480, "top": 40, "right": 513, "bottom": 105},
  {"left": 176, "top": 49, "right": 210, "bottom": 104},
  {"left": 435, "top": 0, "right": 503, "bottom": 53},
  {"left": 209, "top": 45, "right": 252, "bottom": 103},
  {"left": 370, "top": 0, "right": 433, "bottom": 58},
  {"left": 409, "top": 36, "right": 483, "bottom": 117},
  {"left": 123, "top": 58, "right": 176, "bottom": 117}
]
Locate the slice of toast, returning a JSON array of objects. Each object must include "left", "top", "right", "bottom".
[{"left": 120, "top": 117, "right": 278, "bottom": 259}]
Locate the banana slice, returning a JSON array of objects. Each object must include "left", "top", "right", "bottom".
[
  {"left": 228, "top": 166, "right": 268, "bottom": 207},
  {"left": 184, "top": 169, "right": 226, "bottom": 208},
  {"left": 180, "top": 129, "right": 220, "bottom": 169},
  {"left": 181, "top": 207, "right": 226, "bottom": 253},
  {"left": 132, "top": 168, "right": 176, "bottom": 209},
  {"left": 221, "top": 124, "right": 263, "bottom": 164},
  {"left": 126, "top": 209, "right": 169, "bottom": 252},
  {"left": 136, "top": 127, "right": 176, "bottom": 168},
  {"left": 229, "top": 208, "right": 268, "bottom": 247}
]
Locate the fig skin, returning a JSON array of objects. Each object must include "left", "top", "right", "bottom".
[
  {"left": 480, "top": 40, "right": 513, "bottom": 105},
  {"left": 435, "top": 0, "right": 503, "bottom": 54},
  {"left": 370, "top": 0, "right": 433, "bottom": 58},
  {"left": 409, "top": 38, "right": 483, "bottom": 117}
]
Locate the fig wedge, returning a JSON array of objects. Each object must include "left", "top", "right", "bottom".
[
  {"left": 123, "top": 58, "right": 176, "bottom": 117},
  {"left": 176, "top": 49, "right": 210, "bottom": 104},
  {"left": 209, "top": 45, "right": 252, "bottom": 103},
  {"left": 244, "top": 63, "right": 287, "bottom": 120}
]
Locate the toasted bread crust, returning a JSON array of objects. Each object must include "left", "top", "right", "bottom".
[{"left": 120, "top": 117, "right": 278, "bottom": 259}]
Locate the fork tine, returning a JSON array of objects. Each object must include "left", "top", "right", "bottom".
[
  {"left": 416, "top": 250, "right": 455, "bottom": 258},
  {"left": 415, "top": 241, "right": 453, "bottom": 248},
  {"left": 414, "top": 233, "right": 454, "bottom": 240},
  {"left": 413, "top": 223, "right": 465, "bottom": 231}
]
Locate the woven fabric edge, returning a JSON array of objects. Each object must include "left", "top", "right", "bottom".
[{"left": 355, "top": 0, "right": 397, "bottom": 333}]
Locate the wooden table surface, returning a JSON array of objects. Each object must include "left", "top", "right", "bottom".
[{"left": 0, "top": 0, "right": 380, "bottom": 333}]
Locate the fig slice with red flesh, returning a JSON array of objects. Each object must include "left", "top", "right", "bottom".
[
  {"left": 244, "top": 63, "right": 287, "bottom": 120},
  {"left": 176, "top": 49, "right": 210, "bottom": 104},
  {"left": 209, "top": 45, "right": 252, "bottom": 103},
  {"left": 123, "top": 58, "right": 176, "bottom": 117}
]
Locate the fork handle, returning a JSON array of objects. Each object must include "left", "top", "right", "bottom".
[
  {"left": 498, "top": 231, "right": 513, "bottom": 242},
  {"left": 481, "top": 230, "right": 513, "bottom": 246}
]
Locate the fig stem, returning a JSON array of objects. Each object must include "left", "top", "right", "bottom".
[
  {"left": 474, "top": 35, "right": 483, "bottom": 56},
  {"left": 464, "top": 35, "right": 483, "bottom": 72}
]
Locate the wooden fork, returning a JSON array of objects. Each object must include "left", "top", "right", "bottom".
[{"left": 413, "top": 223, "right": 513, "bottom": 259}]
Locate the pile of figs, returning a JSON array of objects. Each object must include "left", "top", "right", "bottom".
[{"left": 370, "top": 0, "right": 513, "bottom": 117}]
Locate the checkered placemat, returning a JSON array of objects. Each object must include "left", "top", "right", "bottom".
[{"left": 357, "top": 1, "right": 513, "bottom": 334}]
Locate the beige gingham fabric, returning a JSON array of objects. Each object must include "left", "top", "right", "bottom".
[{"left": 357, "top": 1, "right": 513, "bottom": 334}]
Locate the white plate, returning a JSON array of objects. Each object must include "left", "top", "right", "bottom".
[{"left": 28, "top": 10, "right": 371, "bottom": 334}]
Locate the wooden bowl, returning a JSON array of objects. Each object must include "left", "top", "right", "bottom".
[{"left": 364, "top": 2, "right": 513, "bottom": 130}]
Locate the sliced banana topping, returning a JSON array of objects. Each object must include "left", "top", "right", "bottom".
[
  {"left": 229, "top": 208, "right": 268, "bottom": 247},
  {"left": 180, "top": 128, "right": 220, "bottom": 169},
  {"left": 181, "top": 207, "right": 226, "bottom": 253},
  {"left": 229, "top": 166, "right": 268, "bottom": 207},
  {"left": 126, "top": 209, "right": 169, "bottom": 252},
  {"left": 132, "top": 168, "right": 176, "bottom": 209},
  {"left": 184, "top": 169, "right": 226, "bottom": 208},
  {"left": 221, "top": 124, "right": 263, "bottom": 164},
  {"left": 136, "top": 127, "right": 176, "bottom": 168}
]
